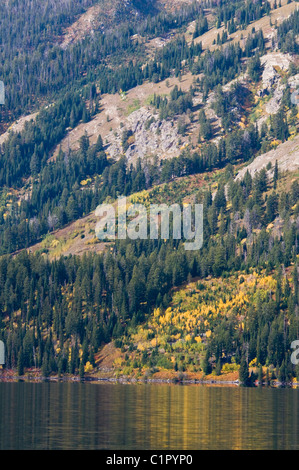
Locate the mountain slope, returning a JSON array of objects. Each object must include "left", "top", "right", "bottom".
[
  {"left": 236, "top": 134, "right": 299, "bottom": 181},
  {"left": 0, "top": 0, "right": 298, "bottom": 384}
]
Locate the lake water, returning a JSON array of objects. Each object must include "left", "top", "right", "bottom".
[{"left": 1, "top": 381, "right": 299, "bottom": 450}]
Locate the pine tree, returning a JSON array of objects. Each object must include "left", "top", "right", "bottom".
[
  {"left": 79, "top": 360, "right": 85, "bottom": 380},
  {"left": 42, "top": 353, "right": 50, "bottom": 378},
  {"left": 202, "top": 350, "right": 212, "bottom": 375},
  {"left": 17, "top": 349, "right": 24, "bottom": 376},
  {"left": 239, "top": 355, "right": 249, "bottom": 385},
  {"left": 96, "top": 134, "right": 104, "bottom": 152},
  {"left": 247, "top": 55, "right": 263, "bottom": 83}
]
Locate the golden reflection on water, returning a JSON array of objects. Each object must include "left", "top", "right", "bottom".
[{"left": 1, "top": 382, "right": 299, "bottom": 449}]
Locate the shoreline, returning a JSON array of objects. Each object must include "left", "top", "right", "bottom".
[
  {"left": 0, "top": 370, "right": 240, "bottom": 386},
  {"left": 0, "top": 369, "right": 297, "bottom": 388}
]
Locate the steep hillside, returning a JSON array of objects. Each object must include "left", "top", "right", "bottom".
[
  {"left": 236, "top": 134, "right": 299, "bottom": 181},
  {"left": 59, "top": 0, "right": 160, "bottom": 49},
  {"left": 49, "top": 51, "right": 298, "bottom": 167},
  {"left": 91, "top": 163, "right": 299, "bottom": 384},
  {"left": 0, "top": 0, "right": 298, "bottom": 385},
  {"left": 103, "top": 270, "right": 291, "bottom": 383},
  {"left": 22, "top": 136, "right": 299, "bottom": 261}
]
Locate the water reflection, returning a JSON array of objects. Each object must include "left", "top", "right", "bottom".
[{"left": 0, "top": 382, "right": 299, "bottom": 450}]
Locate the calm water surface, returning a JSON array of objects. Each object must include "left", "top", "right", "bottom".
[{"left": 0, "top": 382, "right": 299, "bottom": 450}]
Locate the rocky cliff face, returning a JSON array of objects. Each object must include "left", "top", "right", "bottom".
[
  {"left": 260, "top": 52, "right": 294, "bottom": 115},
  {"left": 106, "top": 107, "right": 181, "bottom": 163}
]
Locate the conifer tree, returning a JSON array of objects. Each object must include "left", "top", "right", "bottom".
[{"left": 239, "top": 354, "right": 249, "bottom": 386}]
